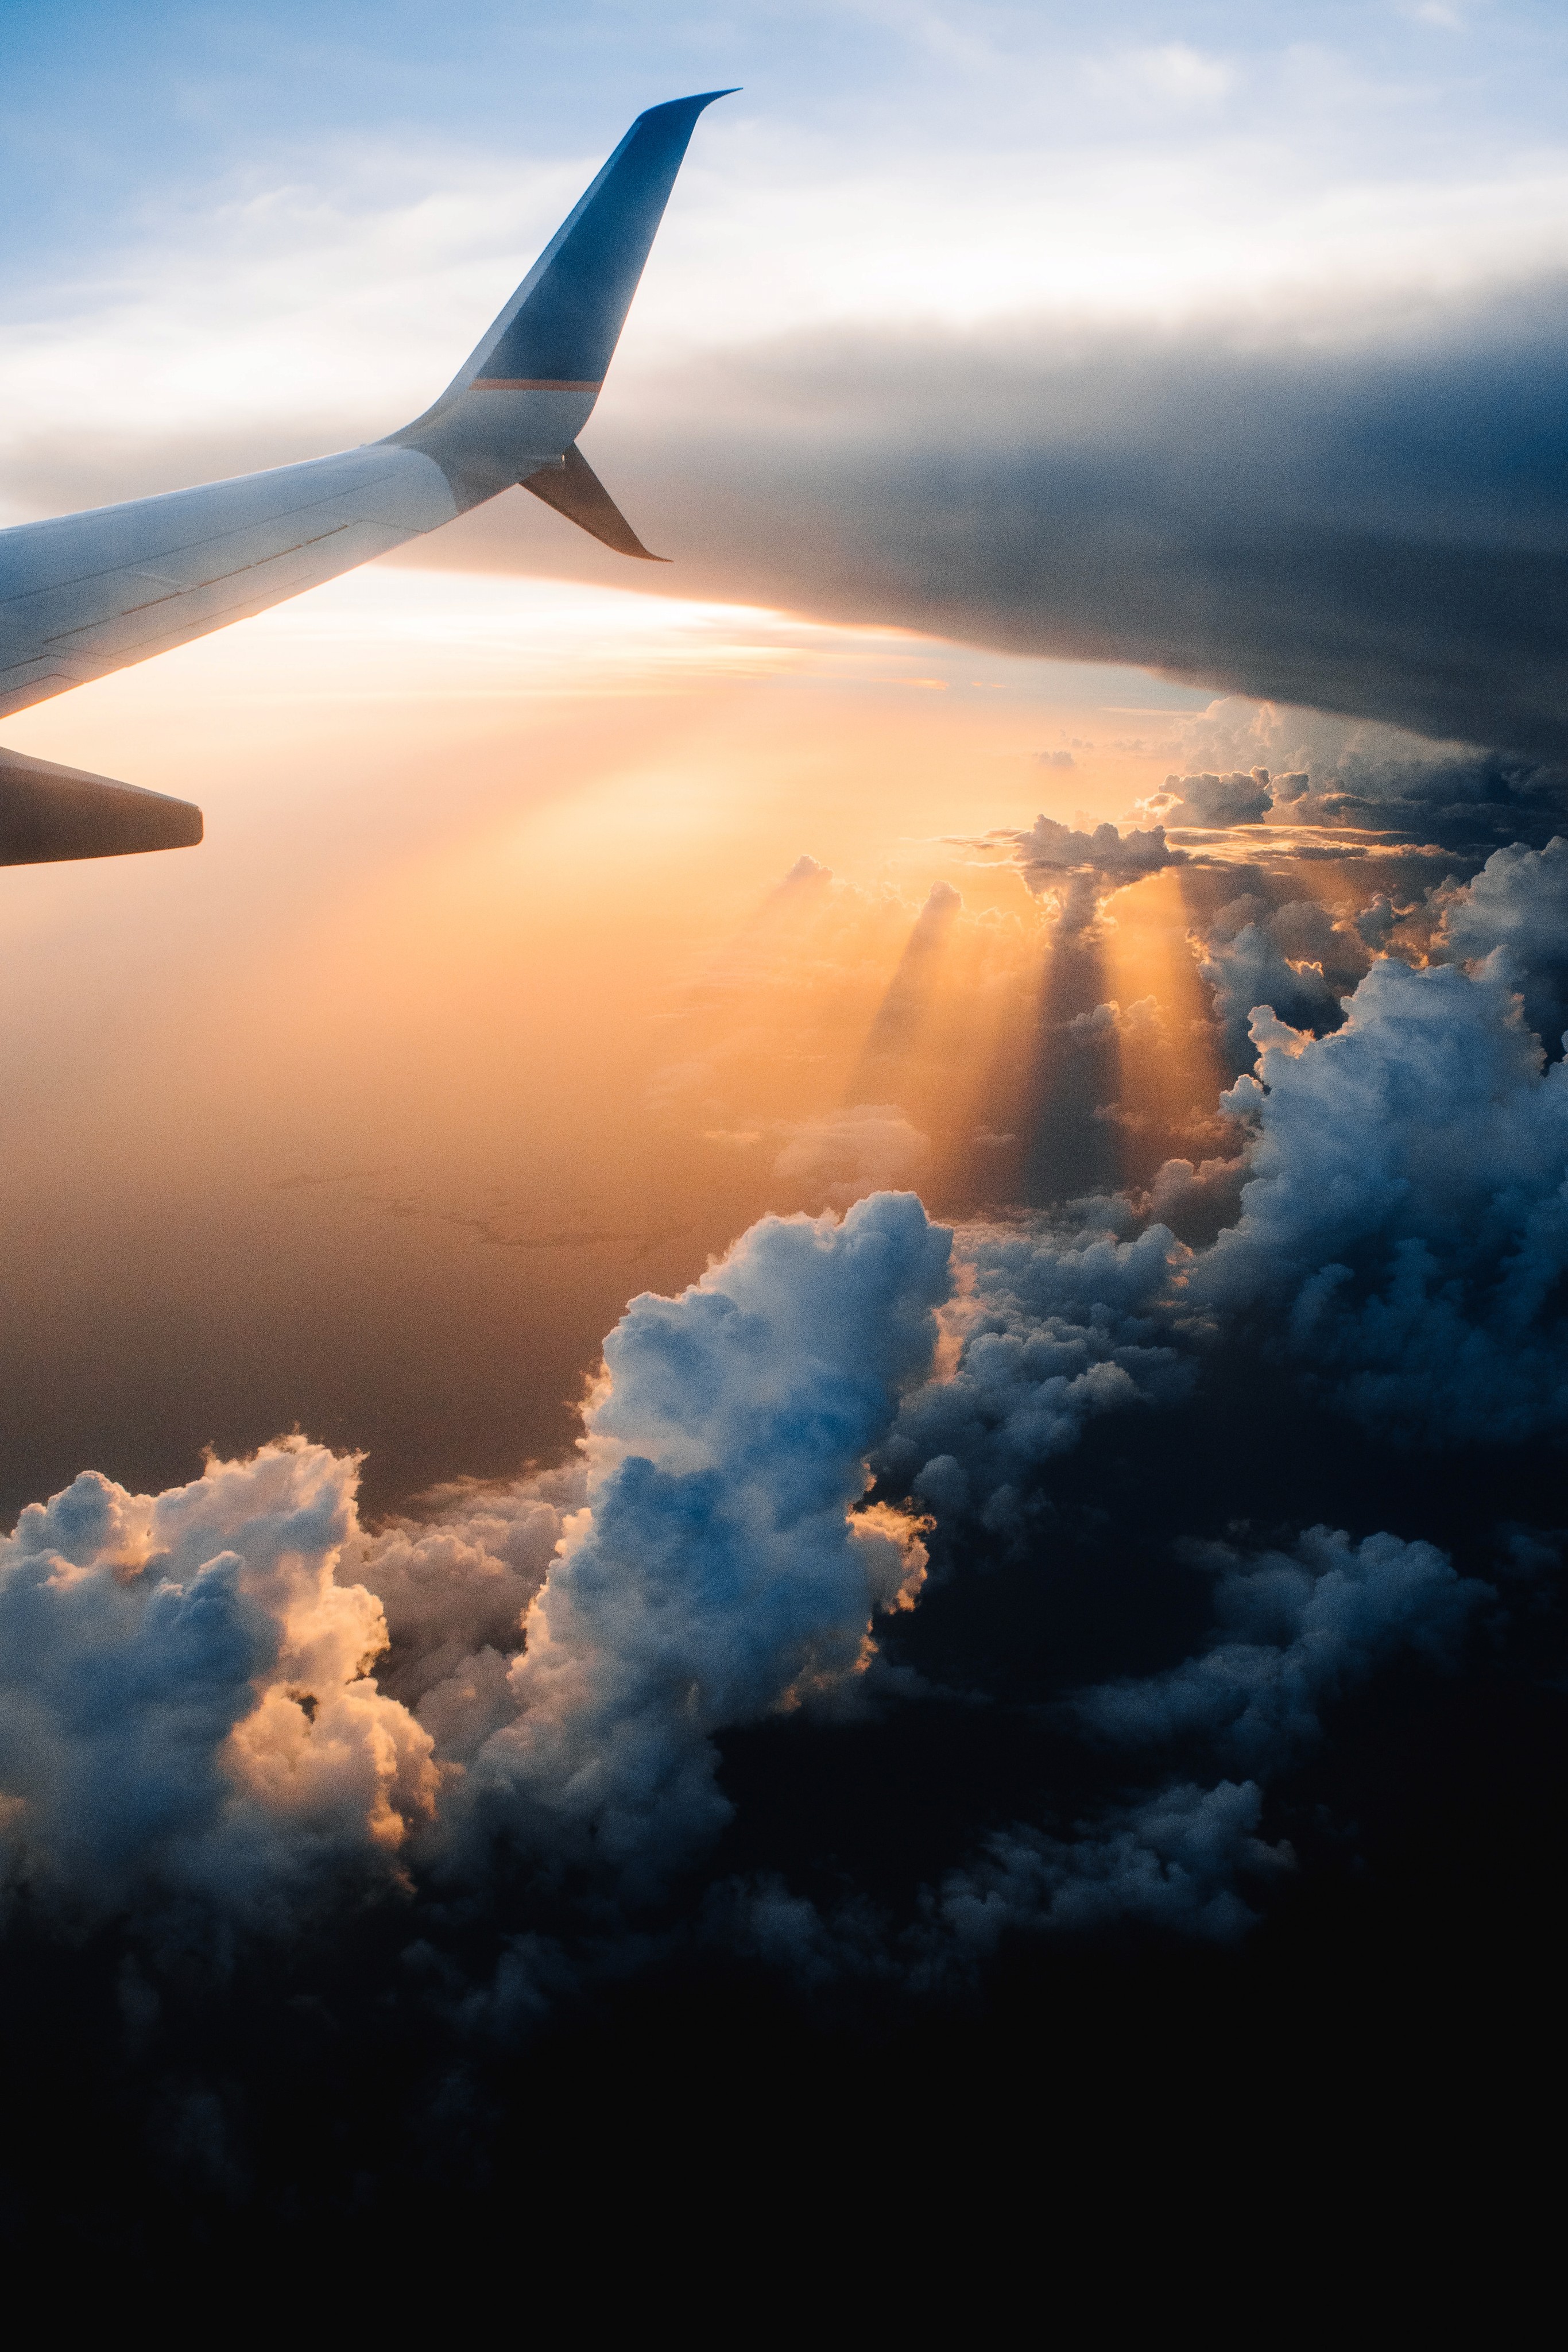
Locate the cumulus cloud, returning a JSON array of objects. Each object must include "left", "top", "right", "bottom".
[
  {"left": 1428, "top": 835, "right": 1568, "bottom": 1051},
  {"left": 927, "top": 1780, "right": 1289, "bottom": 1952},
  {"left": 0, "top": 1200, "right": 955, "bottom": 1927},
  {"left": 731, "top": 1515, "right": 1491, "bottom": 1982},
  {"left": 1078, "top": 1526, "right": 1489, "bottom": 1770},
  {"left": 356, "top": 1464, "right": 584, "bottom": 1758},
  {"left": 458, "top": 1193, "right": 951, "bottom": 1893},
  {"left": 873, "top": 920, "right": 1568, "bottom": 1486},
  {"left": 1192, "top": 957, "right": 1568, "bottom": 1440},
  {"left": 1062, "top": 996, "right": 1163, "bottom": 1039},
  {"left": 1194, "top": 892, "right": 1369, "bottom": 1070},
  {"left": 1007, "top": 813, "right": 1185, "bottom": 892},
  {"left": 878, "top": 1217, "right": 1192, "bottom": 1537},
  {"left": 870, "top": 1523, "right": 1488, "bottom": 1968},
  {"left": 7, "top": 914, "right": 1568, "bottom": 2000},
  {"left": 1149, "top": 768, "right": 1273, "bottom": 827},
  {"left": 953, "top": 814, "right": 1185, "bottom": 936},
  {"left": 1169, "top": 698, "right": 1568, "bottom": 853},
  {"left": 0, "top": 1440, "right": 438, "bottom": 1928}
]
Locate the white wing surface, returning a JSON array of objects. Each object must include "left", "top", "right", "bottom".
[{"left": 0, "top": 89, "right": 732, "bottom": 859}]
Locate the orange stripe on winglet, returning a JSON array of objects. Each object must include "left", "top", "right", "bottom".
[{"left": 472, "top": 378, "right": 603, "bottom": 392}]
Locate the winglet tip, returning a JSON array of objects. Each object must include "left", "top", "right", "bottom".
[{"left": 641, "top": 87, "right": 741, "bottom": 122}]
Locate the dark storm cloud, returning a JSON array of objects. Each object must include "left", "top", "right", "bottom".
[
  {"left": 576, "top": 284, "right": 1568, "bottom": 760},
  {"left": 1259, "top": 745, "right": 1568, "bottom": 856}
]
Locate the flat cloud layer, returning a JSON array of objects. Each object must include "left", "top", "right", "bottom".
[{"left": 551, "top": 293, "right": 1568, "bottom": 758}]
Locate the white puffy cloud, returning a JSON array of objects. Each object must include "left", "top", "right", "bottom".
[
  {"left": 459, "top": 1193, "right": 951, "bottom": 1893},
  {"left": 0, "top": 1440, "right": 439, "bottom": 1927},
  {"left": 7, "top": 924, "right": 1568, "bottom": 1967},
  {"left": 1194, "top": 892, "right": 1369, "bottom": 1069},
  {"left": 355, "top": 1463, "right": 584, "bottom": 1759},
  {"left": 1192, "top": 957, "right": 1568, "bottom": 1440},
  {"left": 0, "top": 1199, "right": 955, "bottom": 1925},
  {"left": 878, "top": 1217, "right": 1193, "bottom": 1535},
  {"left": 1429, "top": 835, "right": 1568, "bottom": 1052}
]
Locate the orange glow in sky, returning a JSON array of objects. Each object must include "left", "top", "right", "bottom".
[{"left": 0, "top": 562, "right": 1327, "bottom": 1517}]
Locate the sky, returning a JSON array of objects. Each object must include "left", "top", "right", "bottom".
[{"left": 3, "top": 0, "right": 1568, "bottom": 2268}]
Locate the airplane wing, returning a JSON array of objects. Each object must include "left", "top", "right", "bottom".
[{"left": 0, "top": 88, "right": 733, "bottom": 862}]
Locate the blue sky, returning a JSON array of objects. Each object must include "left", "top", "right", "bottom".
[
  {"left": 6, "top": 3, "right": 1568, "bottom": 502},
  {"left": 9, "top": 2, "right": 1568, "bottom": 288}
]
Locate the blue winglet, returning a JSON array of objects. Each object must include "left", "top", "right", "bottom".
[{"left": 474, "top": 92, "right": 739, "bottom": 390}]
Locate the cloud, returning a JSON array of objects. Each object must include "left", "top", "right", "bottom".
[
  {"left": 1194, "top": 892, "right": 1369, "bottom": 1070},
  {"left": 0, "top": 1440, "right": 438, "bottom": 1928},
  {"left": 1428, "top": 835, "right": 1568, "bottom": 1052},
  {"left": 9, "top": 78, "right": 1568, "bottom": 767},
  {"left": 1004, "top": 814, "right": 1186, "bottom": 892},
  {"left": 1108, "top": 43, "right": 1239, "bottom": 109},
  {"left": 928, "top": 1780, "right": 1289, "bottom": 1952},
  {"left": 356, "top": 1463, "right": 584, "bottom": 1755},
  {"left": 1078, "top": 1526, "right": 1489, "bottom": 1771},
  {"left": 0, "top": 1199, "right": 954, "bottom": 1925},
  {"left": 772, "top": 1519, "right": 1489, "bottom": 1975},
  {"left": 1062, "top": 996, "right": 1164, "bottom": 1039},
  {"left": 1192, "top": 957, "right": 1568, "bottom": 1440},
  {"left": 8, "top": 821, "right": 1568, "bottom": 2144},
  {"left": 924, "top": 1522, "right": 1488, "bottom": 1956},
  {"left": 1151, "top": 699, "right": 1568, "bottom": 853},
  {"left": 772, "top": 1104, "right": 932, "bottom": 1204},
  {"left": 550, "top": 296, "right": 1568, "bottom": 761},
  {"left": 953, "top": 814, "right": 1186, "bottom": 936},
  {"left": 456, "top": 1193, "right": 951, "bottom": 1893},
  {"left": 878, "top": 1217, "right": 1193, "bottom": 1536},
  {"left": 1151, "top": 768, "right": 1273, "bottom": 826}
]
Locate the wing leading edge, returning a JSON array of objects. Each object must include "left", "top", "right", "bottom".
[{"left": 0, "top": 89, "right": 732, "bottom": 862}]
